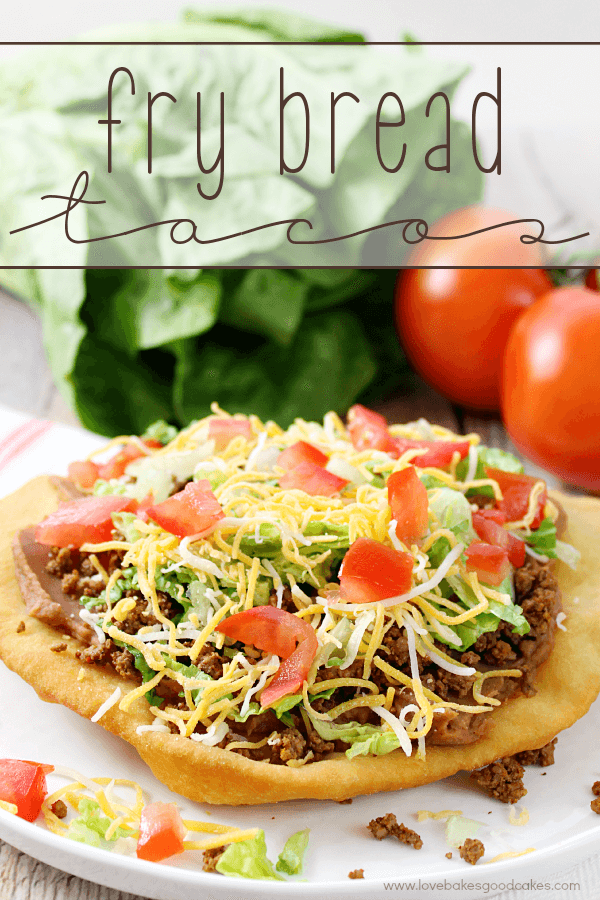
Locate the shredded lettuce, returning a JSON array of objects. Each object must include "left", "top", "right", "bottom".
[
  {"left": 215, "top": 830, "right": 285, "bottom": 881},
  {"left": 66, "top": 798, "right": 133, "bottom": 849},
  {"left": 555, "top": 539, "right": 581, "bottom": 570},
  {"left": 111, "top": 511, "right": 144, "bottom": 544},
  {"left": 142, "top": 419, "right": 179, "bottom": 446},
  {"left": 276, "top": 829, "right": 310, "bottom": 875},
  {"left": 443, "top": 572, "right": 529, "bottom": 650},
  {"left": 445, "top": 814, "right": 484, "bottom": 849},
  {"left": 427, "top": 488, "right": 475, "bottom": 567},
  {"left": 345, "top": 731, "right": 401, "bottom": 759},
  {"left": 308, "top": 717, "right": 400, "bottom": 758},
  {"left": 514, "top": 517, "right": 580, "bottom": 570},
  {"left": 456, "top": 445, "right": 523, "bottom": 497}
]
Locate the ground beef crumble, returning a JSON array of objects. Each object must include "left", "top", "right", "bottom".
[
  {"left": 202, "top": 846, "right": 225, "bottom": 872},
  {"left": 471, "top": 757, "right": 527, "bottom": 804},
  {"left": 367, "top": 814, "right": 423, "bottom": 849},
  {"left": 348, "top": 869, "right": 364, "bottom": 879},
  {"left": 459, "top": 838, "right": 485, "bottom": 865},
  {"left": 51, "top": 799, "right": 68, "bottom": 819},
  {"left": 592, "top": 781, "right": 600, "bottom": 796},
  {"left": 50, "top": 642, "right": 67, "bottom": 652},
  {"left": 515, "top": 737, "right": 557, "bottom": 767}
]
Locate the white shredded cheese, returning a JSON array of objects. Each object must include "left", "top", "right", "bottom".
[
  {"left": 556, "top": 612, "right": 567, "bottom": 631},
  {"left": 136, "top": 719, "right": 170, "bottom": 735},
  {"left": 239, "top": 655, "right": 279, "bottom": 717},
  {"left": 79, "top": 609, "right": 106, "bottom": 644},
  {"left": 190, "top": 722, "right": 229, "bottom": 745},
  {"left": 91, "top": 687, "right": 122, "bottom": 723},
  {"left": 340, "top": 610, "right": 376, "bottom": 670},
  {"left": 373, "top": 705, "right": 412, "bottom": 756},
  {"left": 465, "top": 443, "right": 479, "bottom": 483}
]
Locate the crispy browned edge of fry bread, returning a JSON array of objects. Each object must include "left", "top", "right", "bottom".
[{"left": 1, "top": 475, "right": 600, "bottom": 806}]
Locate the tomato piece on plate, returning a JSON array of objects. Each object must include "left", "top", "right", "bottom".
[
  {"left": 279, "top": 461, "right": 348, "bottom": 497},
  {"left": 387, "top": 467, "right": 429, "bottom": 545},
  {"left": 67, "top": 460, "right": 100, "bottom": 489},
  {"left": 215, "top": 607, "right": 319, "bottom": 707},
  {"left": 392, "top": 438, "right": 470, "bottom": 469},
  {"left": 145, "top": 480, "right": 224, "bottom": 539},
  {"left": 143, "top": 439, "right": 164, "bottom": 450},
  {"left": 473, "top": 512, "right": 525, "bottom": 568},
  {"left": 136, "top": 802, "right": 186, "bottom": 862},
  {"left": 340, "top": 537, "right": 413, "bottom": 604},
  {"left": 485, "top": 468, "right": 547, "bottom": 528},
  {"left": 346, "top": 405, "right": 398, "bottom": 455},
  {"left": 209, "top": 418, "right": 253, "bottom": 451},
  {"left": 464, "top": 541, "right": 511, "bottom": 587},
  {"left": 35, "top": 496, "right": 137, "bottom": 547},
  {"left": 277, "top": 441, "right": 328, "bottom": 472},
  {"left": 0, "top": 759, "right": 53, "bottom": 821}
]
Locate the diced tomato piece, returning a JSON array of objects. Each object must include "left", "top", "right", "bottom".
[
  {"left": 209, "top": 418, "right": 253, "bottom": 451},
  {"left": 143, "top": 439, "right": 164, "bottom": 450},
  {"left": 215, "top": 607, "right": 319, "bottom": 708},
  {"left": 279, "top": 461, "right": 348, "bottom": 496},
  {"left": 346, "top": 404, "right": 398, "bottom": 455},
  {"left": 387, "top": 467, "right": 429, "bottom": 545},
  {"left": 507, "top": 532, "right": 526, "bottom": 568},
  {"left": 392, "top": 438, "right": 470, "bottom": 468},
  {"left": 145, "top": 480, "right": 224, "bottom": 539},
  {"left": 97, "top": 443, "right": 144, "bottom": 480},
  {"left": 485, "top": 468, "right": 547, "bottom": 528},
  {"left": 476, "top": 508, "right": 506, "bottom": 525},
  {"left": 472, "top": 512, "right": 526, "bottom": 568},
  {"left": 465, "top": 541, "right": 511, "bottom": 586},
  {"left": 0, "top": 759, "right": 53, "bottom": 821},
  {"left": 136, "top": 802, "right": 186, "bottom": 862},
  {"left": 277, "top": 441, "right": 328, "bottom": 472},
  {"left": 340, "top": 537, "right": 413, "bottom": 603},
  {"left": 67, "top": 459, "right": 100, "bottom": 489},
  {"left": 346, "top": 405, "right": 470, "bottom": 468},
  {"left": 473, "top": 512, "right": 509, "bottom": 549},
  {"left": 35, "top": 496, "right": 137, "bottom": 547}
]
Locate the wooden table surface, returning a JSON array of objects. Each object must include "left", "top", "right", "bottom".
[{"left": 0, "top": 287, "right": 573, "bottom": 900}]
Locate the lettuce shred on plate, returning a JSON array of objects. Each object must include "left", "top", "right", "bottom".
[{"left": 36, "top": 405, "right": 577, "bottom": 766}]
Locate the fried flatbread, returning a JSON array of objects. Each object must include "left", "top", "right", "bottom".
[{"left": 1, "top": 475, "right": 599, "bottom": 805}]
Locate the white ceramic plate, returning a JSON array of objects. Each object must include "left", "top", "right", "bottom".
[{"left": 2, "top": 651, "right": 600, "bottom": 900}]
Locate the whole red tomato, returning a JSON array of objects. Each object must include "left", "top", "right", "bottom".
[
  {"left": 501, "top": 287, "right": 600, "bottom": 490},
  {"left": 395, "top": 207, "right": 551, "bottom": 410},
  {"left": 585, "top": 269, "right": 599, "bottom": 291}
]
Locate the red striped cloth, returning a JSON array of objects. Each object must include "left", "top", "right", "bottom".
[{"left": 0, "top": 404, "right": 105, "bottom": 499}]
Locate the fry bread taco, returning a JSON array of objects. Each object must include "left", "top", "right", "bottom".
[{"left": 1, "top": 406, "right": 599, "bottom": 806}]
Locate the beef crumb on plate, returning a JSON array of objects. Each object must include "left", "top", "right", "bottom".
[
  {"left": 471, "top": 757, "right": 527, "bottom": 804},
  {"left": 367, "top": 813, "right": 423, "bottom": 849},
  {"left": 459, "top": 838, "right": 485, "bottom": 865},
  {"left": 348, "top": 869, "right": 364, "bottom": 879}
]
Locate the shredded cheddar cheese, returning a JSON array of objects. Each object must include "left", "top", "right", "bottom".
[{"left": 69, "top": 408, "right": 561, "bottom": 764}]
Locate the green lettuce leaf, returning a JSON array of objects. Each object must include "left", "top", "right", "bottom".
[
  {"left": 276, "top": 828, "right": 310, "bottom": 875},
  {"left": 215, "top": 830, "right": 285, "bottom": 881},
  {"left": 445, "top": 814, "right": 484, "bottom": 849},
  {"left": 443, "top": 573, "right": 529, "bottom": 651},
  {"left": 66, "top": 798, "right": 133, "bottom": 849}
]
